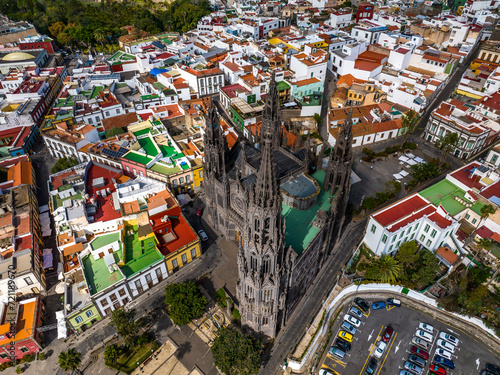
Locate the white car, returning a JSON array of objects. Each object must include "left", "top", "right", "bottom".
[
  {"left": 343, "top": 314, "right": 361, "bottom": 327},
  {"left": 418, "top": 322, "right": 434, "bottom": 334},
  {"left": 374, "top": 341, "right": 387, "bottom": 358},
  {"left": 438, "top": 331, "right": 459, "bottom": 346},
  {"left": 198, "top": 229, "right": 208, "bottom": 241},
  {"left": 411, "top": 336, "right": 431, "bottom": 350},
  {"left": 415, "top": 329, "right": 433, "bottom": 343},
  {"left": 435, "top": 348, "right": 453, "bottom": 360},
  {"left": 319, "top": 369, "right": 338, "bottom": 375},
  {"left": 437, "top": 339, "right": 456, "bottom": 353}
]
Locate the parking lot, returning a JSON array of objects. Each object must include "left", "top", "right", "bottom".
[{"left": 318, "top": 298, "right": 499, "bottom": 375}]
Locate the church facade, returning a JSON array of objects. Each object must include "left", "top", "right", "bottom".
[{"left": 203, "top": 75, "right": 354, "bottom": 338}]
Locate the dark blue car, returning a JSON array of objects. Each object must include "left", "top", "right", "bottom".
[
  {"left": 372, "top": 301, "right": 386, "bottom": 310},
  {"left": 434, "top": 355, "right": 455, "bottom": 369}
]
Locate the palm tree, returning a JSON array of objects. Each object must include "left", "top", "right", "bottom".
[
  {"left": 104, "top": 344, "right": 120, "bottom": 364},
  {"left": 376, "top": 254, "right": 400, "bottom": 283},
  {"left": 58, "top": 348, "right": 81, "bottom": 372},
  {"left": 465, "top": 204, "right": 496, "bottom": 247},
  {"left": 467, "top": 238, "right": 492, "bottom": 274},
  {"left": 93, "top": 29, "right": 107, "bottom": 52}
]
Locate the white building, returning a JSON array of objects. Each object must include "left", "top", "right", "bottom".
[
  {"left": 363, "top": 194, "right": 459, "bottom": 256},
  {"left": 329, "top": 10, "right": 352, "bottom": 29},
  {"left": 290, "top": 49, "right": 328, "bottom": 81}
]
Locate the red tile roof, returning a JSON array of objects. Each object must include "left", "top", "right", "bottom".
[
  {"left": 85, "top": 163, "right": 122, "bottom": 222},
  {"left": 449, "top": 163, "right": 483, "bottom": 190},
  {"left": 480, "top": 180, "right": 500, "bottom": 200},
  {"left": 436, "top": 246, "right": 458, "bottom": 264},
  {"left": 373, "top": 194, "right": 428, "bottom": 227},
  {"left": 152, "top": 206, "right": 198, "bottom": 255}
]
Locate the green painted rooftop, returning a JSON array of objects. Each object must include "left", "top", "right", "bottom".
[
  {"left": 138, "top": 135, "right": 160, "bottom": 156},
  {"left": 82, "top": 253, "right": 124, "bottom": 296},
  {"left": 52, "top": 191, "right": 83, "bottom": 209},
  {"left": 276, "top": 81, "right": 290, "bottom": 91},
  {"left": 121, "top": 224, "right": 162, "bottom": 277},
  {"left": 123, "top": 151, "right": 154, "bottom": 165},
  {"left": 149, "top": 162, "right": 181, "bottom": 176},
  {"left": 282, "top": 170, "right": 334, "bottom": 255},
  {"left": 419, "top": 179, "right": 485, "bottom": 216},
  {"left": 134, "top": 128, "right": 150, "bottom": 137},
  {"left": 90, "top": 232, "right": 121, "bottom": 252}
]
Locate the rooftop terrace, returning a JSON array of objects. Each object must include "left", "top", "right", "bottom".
[{"left": 82, "top": 252, "right": 124, "bottom": 296}]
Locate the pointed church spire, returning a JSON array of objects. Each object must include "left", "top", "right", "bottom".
[
  {"left": 262, "top": 72, "right": 282, "bottom": 149},
  {"left": 203, "top": 99, "right": 227, "bottom": 179},
  {"left": 252, "top": 129, "right": 279, "bottom": 208}
]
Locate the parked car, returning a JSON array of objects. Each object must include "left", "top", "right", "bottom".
[
  {"left": 429, "top": 364, "right": 446, "bottom": 375},
  {"left": 355, "top": 298, "right": 370, "bottom": 313},
  {"left": 335, "top": 338, "right": 351, "bottom": 352},
  {"left": 344, "top": 314, "right": 361, "bottom": 327},
  {"left": 415, "top": 329, "right": 433, "bottom": 343},
  {"left": 374, "top": 341, "right": 387, "bottom": 359},
  {"left": 338, "top": 331, "right": 353, "bottom": 342},
  {"left": 404, "top": 361, "right": 423, "bottom": 375},
  {"left": 198, "top": 229, "right": 208, "bottom": 241},
  {"left": 341, "top": 321, "right": 356, "bottom": 335},
  {"left": 438, "top": 332, "right": 459, "bottom": 346},
  {"left": 349, "top": 306, "right": 364, "bottom": 319},
  {"left": 436, "top": 339, "right": 455, "bottom": 354},
  {"left": 196, "top": 207, "right": 203, "bottom": 216},
  {"left": 434, "top": 348, "right": 453, "bottom": 361},
  {"left": 372, "top": 301, "right": 386, "bottom": 310},
  {"left": 418, "top": 322, "right": 434, "bottom": 334},
  {"left": 328, "top": 346, "right": 345, "bottom": 359},
  {"left": 319, "top": 370, "right": 339, "bottom": 375},
  {"left": 412, "top": 336, "right": 431, "bottom": 350},
  {"left": 408, "top": 354, "right": 426, "bottom": 368},
  {"left": 486, "top": 363, "right": 500, "bottom": 375},
  {"left": 382, "top": 326, "right": 394, "bottom": 342},
  {"left": 387, "top": 298, "right": 401, "bottom": 307},
  {"left": 434, "top": 355, "right": 455, "bottom": 370},
  {"left": 365, "top": 358, "right": 377, "bottom": 375},
  {"left": 399, "top": 371, "right": 413, "bottom": 375},
  {"left": 410, "top": 345, "right": 429, "bottom": 360},
  {"left": 480, "top": 371, "right": 495, "bottom": 375}
]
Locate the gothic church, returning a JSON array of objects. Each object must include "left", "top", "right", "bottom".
[{"left": 203, "top": 75, "right": 354, "bottom": 338}]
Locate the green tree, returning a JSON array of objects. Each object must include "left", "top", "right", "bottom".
[
  {"left": 399, "top": 109, "right": 420, "bottom": 148},
  {"left": 164, "top": 281, "right": 207, "bottom": 326},
  {"left": 412, "top": 249, "right": 440, "bottom": 288},
  {"left": 51, "top": 157, "right": 79, "bottom": 174},
  {"left": 58, "top": 348, "right": 81, "bottom": 372},
  {"left": 313, "top": 113, "right": 321, "bottom": 127},
  {"left": 410, "top": 159, "right": 440, "bottom": 182},
  {"left": 375, "top": 254, "right": 400, "bottom": 283},
  {"left": 362, "top": 196, "right": 377, "bottom": 210},
  {"left": 110, "top": 308, "right": 140, "bottom": 341},
  {"left": 211, "top": 327, "right": 262, "bottom": 375},
  {"left": 479, "top": 204, "right": 495, "bottom": 227},
  {"left": 385, "top": 180, "right": 401, "bottom": 197},
  {"left": 435, "top": 132, "right": 459, "bottom": 167},
  {"left": 104, "top": 344, "right": 121, "bottom": 364},
  {"left": 93, "top": 28, "right": 107, "bottom": 50},
  {"left": 395, "top": 241, "right": 419, "bottom": 266}
]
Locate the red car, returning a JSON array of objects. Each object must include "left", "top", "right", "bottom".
[
  {"left": 429, "top": 364, "right": 446, "bottom": 375},
  {"left": 410, "top": 345, "right": 429, "bottom": 360},
  {"left": 196, "top": 207, "right": 203, "bottom": 217},
  {"left": 382, "top": 326, "right": 394, "bottom": 343}
]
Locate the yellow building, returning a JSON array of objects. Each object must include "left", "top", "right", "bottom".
[
  {"left": 191, "top": 159, "right": 204, "bottom": 189},
  {"left": 147, "top": 190, "right": 202, "bottom": 274}
]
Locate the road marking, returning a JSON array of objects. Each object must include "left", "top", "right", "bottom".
[
  {"left": 363, "top": 309, "right": 371, "bottom": 317},
  {"left": 321, "top": 364, "right": 339, "bottom": 375},
  {"left": 359, "top": 325, "right": 383, "bottom": 375},
  {"left": 394, "top": 339, "right": 402, "bottom": 353},
  {"left": 367, "top": 329, "right": 374, "bottom": 341},
  {"left": 386, "top": 305, "right": 396, "bottom": 311},
  {"left": 376, "top": 332, "right": 397, "bottom": 375},
  {"left": 326, "top": 354, "right": 346, "bottom": 368},
  {"left": 476, "top": 358, "right": 480, "bottom": 370}
]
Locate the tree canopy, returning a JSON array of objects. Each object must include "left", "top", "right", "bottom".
[
  {"left": 164, "top": 280, "right": 207, "bottom": 326},
  {"left": 436, "top": 132, "right": 459, "bottom": 166},
  {"left": 0, "top": 0, "right": 212, "bottom": 49},
  {"left": 399, "top": 109, "right": 420, "bottom": 147},
  {"left": 58, "top": 348, "right": 82, "bottom": 372},
  {"left": 51, "top": 156, "right": 79, "bottom": 174},
  {"left": 211, "top": 327, "right": 262, "bottom": 375},
  {"left": 110, "top": 308, "right": 140, "bottom": 340}
]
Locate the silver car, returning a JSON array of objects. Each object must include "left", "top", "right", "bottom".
[
  {"left": 411, "top": 336, "right": 430, "bottom": 350},
  {"left": 404, "top": 361, "right": 423, "bottom": 375},
  {"left": 438, "top": 331, "right": 459, "bottom": 346},
  {"left": 415, "top": 329, "right": 433, "bottom": 343},
  {"left": 437, "top": 339, "right": 456, "bottom": 353}
]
